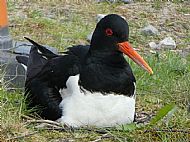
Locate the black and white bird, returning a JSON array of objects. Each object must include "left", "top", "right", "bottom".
[{"left": 16, "top": 14, "right": 153, "bottom": 127}]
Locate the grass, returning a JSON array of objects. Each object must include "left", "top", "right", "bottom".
[{"left": 1, "top": 0, "right": 190, "bottom": 141}]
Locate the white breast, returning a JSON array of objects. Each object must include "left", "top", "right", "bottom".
[{"left": 58, "top": 75, "right": 136, "bottom": 127}]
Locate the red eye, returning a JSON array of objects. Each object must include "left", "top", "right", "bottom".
[{"left": 105, "top": 28, "right": 113, "bottom": 36}]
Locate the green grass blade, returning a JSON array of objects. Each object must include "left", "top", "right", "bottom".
[{"left": 149, "top": 103, "right": 176, "bottom": 126}]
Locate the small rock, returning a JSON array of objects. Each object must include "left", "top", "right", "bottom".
[
  {"left": 96, "top": 0, "right": 117, "bottom": 3},
  {"left": 0, "top": 51, "right": 26, "bottom": 89},
  {"left": 46, "top": 14, "right": 56, "bottom": 19},
  {"left": 149, "top": 50, "right": 157, "bottom": 54},
  {"left": 96, "top": 14, "right": 106, "bottom": 22},
  {"left": 141, "top": 24, "right": 159, "bottom": 36},
  {"left": 96, "top": 0, "right": 133, "bottom": 3},
  {"left": 13, "top": 41, "right": 58, "bottom": 55},
  {"left": 180, "top": 46, "right": 190, "bottom": 58},
  {"left": 15, "top": 11, "right": 28, "bottom": 19},
  {"left": 59, "top": 18, "right": 65, "bottom": 23},
  {"left": 121, "top": 0, "right": 133, "bottom": 4},
  {"left": 96, "top": 14, "right": 126, "bottom": 23},
  {"left": 159, "top": 37, "right": 176, "bottom": 49},
  {"left": 86, "top": 31, "right": 94, "bottom": 42},
  {"left": 149, "top": 42, "right": 159, "bottom": 49}
]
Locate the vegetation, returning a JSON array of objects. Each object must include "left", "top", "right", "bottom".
[{"left": 1, "top": 0, "right": 189, "bottom": 141}]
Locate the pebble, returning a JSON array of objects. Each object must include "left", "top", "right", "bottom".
[
  {"left": 96, "top": 0, "right": 116, "bottom": 2},
  {"left": 96, "top": 0, "right": 133, "bottom": 3},
  {"left": 180, "top": 46, "right": 190, "bottom": 58},
  {"left": 121, "top": 0, "right": 133, "bottom": 4},
  {"left": 15, "top": 11, "right": 28, "bottom": 19},
  {"left": 96, "top": 14, "right": 126, "bottom": 22},
  {"left": 13, "top": 41, "right": 58, "bottom": 55},
  {"left": 149, "top": 42, "right": 159, "bottom": 49},
  {"left": 96, "top": 14, "right": 106, "bottom": 22},
  {"left": 149, "top": 37, "right": 176, "bottom": 50},
  {"left": 86, "top": 31, "right": 94, "bottom": 42},
  {"left": 46, "top": 14, "right": 56, "bottom": 19},
  {"left": 141, "top": 24, "right": 159, "bottom": 36},
  {"left": 159, "top": 37, "right": 176, "bottom": 49}
]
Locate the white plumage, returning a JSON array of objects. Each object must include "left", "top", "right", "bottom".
[{"left": 58, "top": 75, "right": 136, "bottom": 127}]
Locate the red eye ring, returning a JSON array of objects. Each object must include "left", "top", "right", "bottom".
[{"left": 105, "top": 28, "right": 113, "bottom": 36}]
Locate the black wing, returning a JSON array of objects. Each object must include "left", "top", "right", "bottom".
[
  {"left": 24, "top": 37, "right": 58, "bottom": 59},
  {"left": 16, "top": 55, "right": 28, "bottom": 66},
  {"left": 17, "top": 37, "right": 89, "bottom": 120}
]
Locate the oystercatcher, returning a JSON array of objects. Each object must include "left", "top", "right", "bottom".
[{"left": 16, "top": 14, "right": 153, "bottom": 127}]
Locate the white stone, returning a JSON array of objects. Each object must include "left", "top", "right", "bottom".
[
  {"left": 96, "top": 14, "right": 126, "bottom": 23},
  {"left": 159, "top": 37, "right": 176, "bottom": 49},
  {"left": 149, "top": 42, "right": 159, "bottom": 49},
  {"left": 96, "top": 0, "right": 133, "bottom": 3},
  {"left": 96, "top": 14, "right": 107, "bottom": 22},
  {"left": 122, "top": 0, "right": 133, "bottom": 3},
  {"left": 86, "top": 31, "right": 93, "bottom": 42}
]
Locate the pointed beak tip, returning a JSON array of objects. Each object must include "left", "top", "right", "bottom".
[
  {"left": 149, "top": 70, "right": 153, "bottom": 75},
  {"left": 145, "top": 65, "right": 153, "bottom": 75}
]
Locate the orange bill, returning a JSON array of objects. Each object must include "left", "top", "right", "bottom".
[{"left": 118, "top": 41, "right": 153, "bottom": 74}]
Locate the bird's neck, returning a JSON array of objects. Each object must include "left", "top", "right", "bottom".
[{"left": 87, "top": 48, "right": 126, "bottom": 67}]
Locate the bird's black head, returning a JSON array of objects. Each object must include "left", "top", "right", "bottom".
[
  {"left": 90, "top": 14, "right": 153, "bottom": 74},
  {"left": 90, "top": 14, "right": 129, "bottom": 52}
]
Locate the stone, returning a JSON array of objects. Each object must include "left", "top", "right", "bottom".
[
  {"left": 149, "top": 50, "right": 157, "bottom": 54},
  {"left": 159, "top": 37, "right": 176, "bottom": 49},
  {"left": 141, "top": 24, "right": 159, "bottom": 36},
  {"left": 46, "top": 14, "right": 56, "bottom": 20},
  {"left": 149, "top": 37, "right": 176, "bottom": 50},
  {"left": 121, "top": 0, "right": 133, "bottom": 4},
  {"left": 96, "top": 14, "right": 126, "bottom": 23},
  {"left": 0, "top": 50, "right": 26, "bottom": 90},
  {"left": 0, "top": 40, "right": 58, "bottom": 89},
  {"left": 86, "top": 31, "right": 94, "bottom": 42},
  {"left": 96, "top": 14, "right": 106, "bottom": 22},
  {"left": 13, "top": 41, "right": 58, "bottom": 55},
  {"left": 149, "top": 42, "right": 159, "bottom": 49},
  {"left": 15, "top": 11, "right": 28, "bottom": 19},
  {"left": 96, "top": 0, "right": 133, "bottom": 3},
  {"left": 0, "top": 35, "right": 13, "bottom": 49},
  {"left": 96, "top": 0, "right": 117, "bottom": 3},
  {"left": 180, "top": 46, "right": 190, "bottom": 58}
]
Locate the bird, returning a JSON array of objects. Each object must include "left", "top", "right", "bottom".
[{"left": 16, "top": 14, "right": 153, "bottom": 127}]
